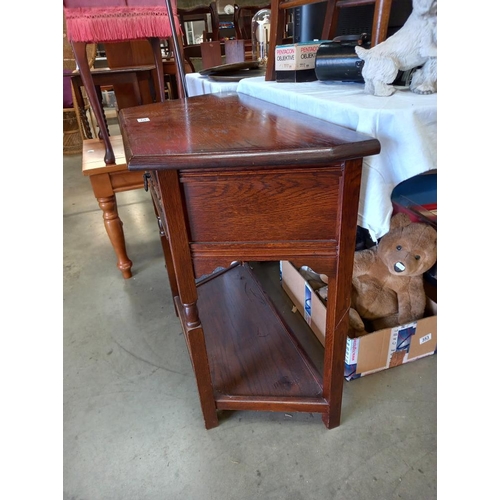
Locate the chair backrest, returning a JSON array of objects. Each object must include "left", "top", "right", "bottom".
[
  {"left": 208, "top": 2, "right": 220, "bottom": 41},
  {"left": 200, "top": 41, "right": 223, "bottom": 69},
  {"left": 233, "top": 4, "right": 271, "bottom": 40},
  {"left": 265, "top": 0, "right": 394, "bottom": 81},
  {"left": 178, "top": 2, "right": 220, "bottom": 44}
]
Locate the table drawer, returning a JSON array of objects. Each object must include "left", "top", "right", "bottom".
[{"left": 180, "top": 166, "right": 342, "bottom": 244}]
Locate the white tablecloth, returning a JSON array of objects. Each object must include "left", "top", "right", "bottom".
[
  {"left": 185, "top": 73, "right": 437, "bottom": 240},
  {"left": 186, "top": 73, "right": 240, "bottom": 97}
]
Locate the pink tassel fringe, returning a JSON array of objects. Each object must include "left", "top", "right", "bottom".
[{"left": 64, "top": 7, "right": 181, "bottom": 43}]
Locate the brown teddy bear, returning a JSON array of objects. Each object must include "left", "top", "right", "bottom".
[{"left": 350, "top": 212, "right": 437, "bottom": 335}]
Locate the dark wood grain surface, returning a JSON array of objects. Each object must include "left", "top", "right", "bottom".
[{"left": 119, "top": 92, "right": 380, "bottom": 171}]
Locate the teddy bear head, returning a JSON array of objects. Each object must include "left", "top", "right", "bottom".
[{"left": 378, "top": 212, "right": 437, "bottom": 277}]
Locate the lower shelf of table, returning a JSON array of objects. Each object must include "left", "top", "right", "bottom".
[{"left": 175, "top": 263, "right": 329, "bottom": 414}]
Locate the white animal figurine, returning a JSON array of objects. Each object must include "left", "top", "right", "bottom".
[{"left": 355, "top": 0, "right": 437, "bottom": 97}]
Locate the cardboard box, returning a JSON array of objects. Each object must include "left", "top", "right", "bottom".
[
  {"left": 275, "top": 42, "right": 323, "bottom": 82},
  {"left": 280, "top": 261, "right": 437, "bottom": 381}
]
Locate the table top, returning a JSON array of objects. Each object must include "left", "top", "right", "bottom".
[{"left": 118, "top": 92, "right": 380, "bottom": 171}]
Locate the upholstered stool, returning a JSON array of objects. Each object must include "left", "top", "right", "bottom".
[{"left": 63, "top": 0, "right": 184, "bottom": 164}]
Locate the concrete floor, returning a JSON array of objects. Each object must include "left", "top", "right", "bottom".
[{"left": 63, "top": 112, "right": 437, "bottom": 500}]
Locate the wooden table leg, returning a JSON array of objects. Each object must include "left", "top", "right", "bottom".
[
  {"left": 148, "top": 37, "right": 166, "bottom": 103},
  {"left": 160, "top": 170, "right": 218, "bottom": 429},
  {"left": 72, "top": 41, "right": 116, "bottom": 165},
  {"left": 89, "top": 174, "right": 133, "bottom": 279},
  {"left": 151, "top": 200, "right": 179, "bottom": 305}
]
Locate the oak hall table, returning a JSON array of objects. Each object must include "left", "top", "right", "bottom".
[{"left": 118, "top": 92, "right": 380, "bottom": 429}]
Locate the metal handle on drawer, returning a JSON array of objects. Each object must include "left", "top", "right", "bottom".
[{"left": 143, "top": 172, "right": 151, "bottom": 192}]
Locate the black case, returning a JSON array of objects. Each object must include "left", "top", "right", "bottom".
[
  {"left": 314, "top": 34, "right": 369, "bottom": 83},
  {"left": 314, "top": 34, "right": 418, "bottom": 86}
]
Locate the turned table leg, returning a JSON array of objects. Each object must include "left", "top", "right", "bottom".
[
  {"left": 96, "top": 195, "right": 133, "bottom": 279},
  {"left": 89, "top": 174, "right": 133, "bottom": 279}
]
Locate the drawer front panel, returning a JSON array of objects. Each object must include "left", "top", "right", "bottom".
[{"left": 181, "top": 167, "right": 342, "bottom": 244}]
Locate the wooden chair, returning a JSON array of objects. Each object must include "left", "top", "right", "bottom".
[
  {"left": 63, "top": 79, "right": 84, "bottom": 155},
  {"left": 163, "top": 46, "right": 197, "bottom": 98},
  {"left": 178, "top": 2, "right": 219, "bottom": 44},
  {"left": 63, "top": 18, "right": 97, "bottom": 151},
  {"left": 200, "top": 41, "right": 223, "bottom": 69},
  {"left": 183, "top": 41, "right": 228, "bottom": 71},
  {"left": 265, "top": 0, "right": 394, "bottom": 81},
  {"left": 224, "top": 39, "right": 246, "bottom": 64},
  {"left": 233, "top": 4, "right": 271, "bottom": 40}
]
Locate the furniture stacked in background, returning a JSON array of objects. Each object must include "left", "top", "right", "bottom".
[
  {"left": 265, "top": 0, "right": 394, "bottom": 81},
  {"left": 178, "top": 1, "right": 271, "bottom": 69},
  {"left": 233, "top": 3, "right": 270, "bottom": 39},
  {"left": 176, "top": 0, "right": 395, "bottom": 78},
  {"left": 178, "top": 2, "right": 219, "bottom": 43},
  {"left": 63, "top": 0, "right": 185, "bottom": 279},
  {"left": 63, "top": 18, "right": 97, "bottom": 155}
]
